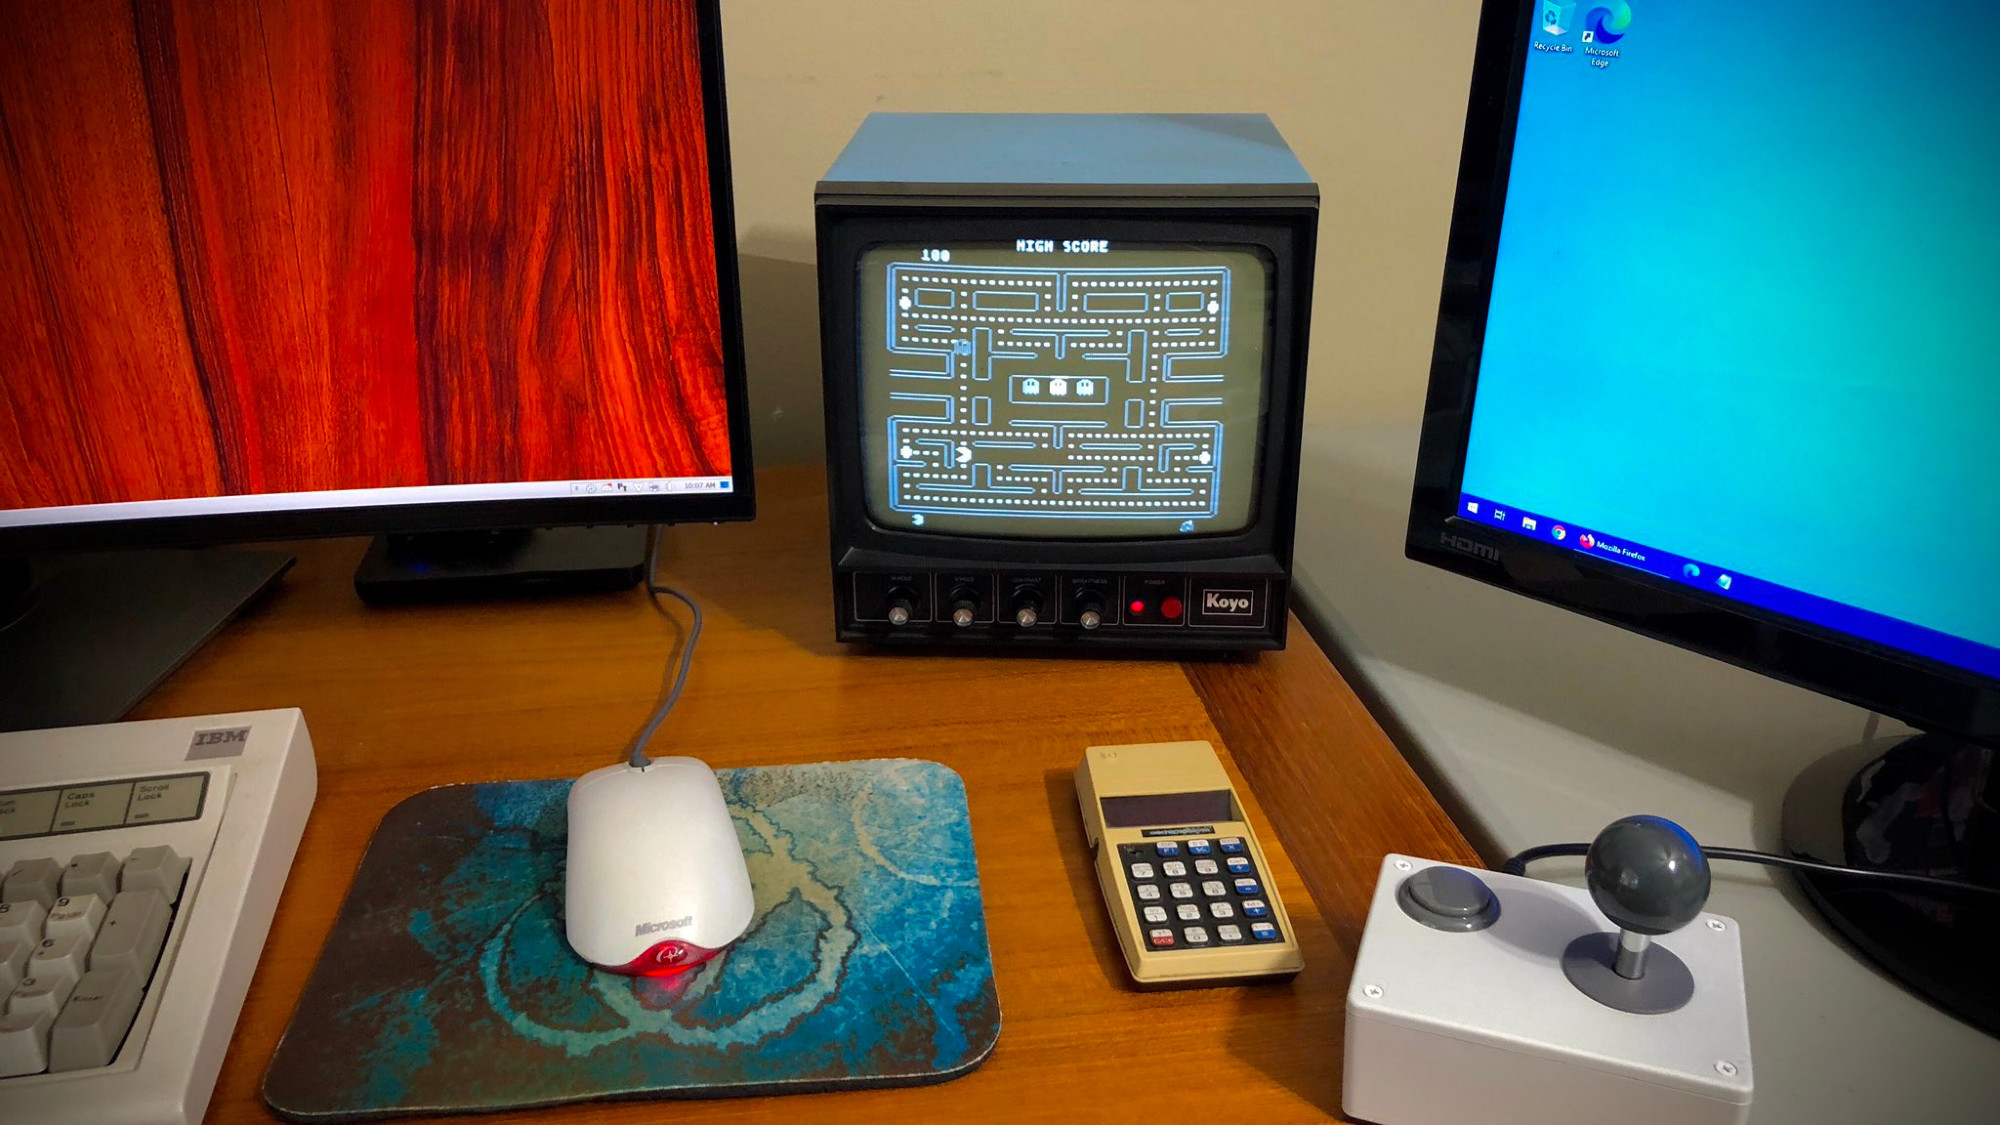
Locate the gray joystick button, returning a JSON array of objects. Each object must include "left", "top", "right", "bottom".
[{"left": 1396, "top": 866, "right": 1500, "bottom": 932}]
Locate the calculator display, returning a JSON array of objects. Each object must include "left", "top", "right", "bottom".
[{"left": 1101, "top": 790, "right": 1233, "bottom": 828}]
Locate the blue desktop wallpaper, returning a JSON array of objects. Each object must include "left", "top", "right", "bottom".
[{"left": 1462, "top": 1, "right": 2000, "bottom": 666}]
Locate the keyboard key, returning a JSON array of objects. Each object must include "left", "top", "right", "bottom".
[
  {"left": 1135, "top": 884, "right": 1161, "bottom": 902},
  {"left": 29, "top": 932, "right": 89, "bottom": 985},
  {"left": 1176, "top": 903, "right": 1202, "bottom": 922},
  {"left": 1242, "top": 898, "right": 1270, "bottom": 918},
  {"left": 1193, "top": 859, "right": 1219, "bottom": 876},
  {"left": 1161, "top": 861, "right": 1188, "bottom": 878},
  {"left": 1226, "top": 856, "right": 1253, "bottom": 874},
  {"left": 1128, "top": 862, "right": 1155, "bottom": 880},
  {"left": 1186, "top": 839, "right": 1213, "bottom": 855},
  {"left": 44, "top": 895, "right": 108, "bottom": 944},
  {"left": 1218, "top": 837, "right": 1245, "bottom": 854},
  {"left": 0, "top": 940, "right": 28, "bottom": 995},
  {"left": 1210, "top": 901, "right": 1236, "bottom": 919},
  {"left": 60, "top": 852, "right": 121, "bottom": 902},
  {"left": 1147, "top": 928, "right": 1175, "bottom": 948},
  {"left": 1217, "top": 924, "right": 1245, "bottom": 943},
  {"left": 1169, "top": 882, "right": 1195, "bottom": 900},
  {"left": 90, "top": 890, "right": 172, "bottom": 981},
  {"left": 1142, "top": 906, "right": 1168, "bottom": 924},
  {"left": 120, "top": 846, "right": 191, "bottom": 906},
  {"left": 1200, "top": 880, "right": 1227, "bottom": 897},
  {"left": 1183, "top": 926, "right": 1210, "bottom": 945},
  {"left": 3, "top": 859, "right": 62, "bottom": 909},
  {"left": 0, "top": 1007, "right": 51, "bottom": 1077},
  {"left": 9, "top": 972, "right": 77, "bottom": 1019},
  {"left": 1233, "top": 878, "right": 1262, "bottom": 896},
  {"left": 48, "top": 967, "right": 143, "bottom": 1072},
  {"left": 1153, "top": 841, "right": 1181, "bottom": 857},
  {"left": 0, "top": 900, "right": 46, "bottom": 947},
  {"left": 1251, "top": 922, "right": 1280, "bottom": 942}
]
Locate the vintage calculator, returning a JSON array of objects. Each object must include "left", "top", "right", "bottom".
[{"left": 1075, "top": 740, "right": 1303, "bottom": 988}]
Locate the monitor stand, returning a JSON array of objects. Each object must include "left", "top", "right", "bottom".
[
  {"left": 0, "top": 549, "right": 295, "bottom": 733},
  {"left": 1782, "top": 731, "right": 2000, "bottom": 1036},
  {"left": 352, "top": 526, "right": 647, "bottom": 605}
]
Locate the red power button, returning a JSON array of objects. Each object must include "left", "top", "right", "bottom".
[{"left": 1161, "top": 596, "right": 1184, "bottom": 620}]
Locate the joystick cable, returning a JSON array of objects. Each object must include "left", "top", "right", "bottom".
[
  {"left": 626, "top": 525, "right": 704, "bottom": 770},
  {"left": 1504, "top": 843, "right": 2000, "bottom": 904}
]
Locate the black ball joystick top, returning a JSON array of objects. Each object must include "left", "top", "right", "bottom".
[
  {"left": 1563, "top": 814, "right": 1710, "bottom": 1014},
  {"left": 1585, "top": 814, "right": 1712, "bottom": 938}
]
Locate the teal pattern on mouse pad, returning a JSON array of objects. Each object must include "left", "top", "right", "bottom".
[{"left": 262, "top": 760, "right": 1000, "bottom": 1120}]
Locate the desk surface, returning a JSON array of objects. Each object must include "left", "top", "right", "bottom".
[{"left": 134, "top": 465, "right": 1476, "bottom": 1124}]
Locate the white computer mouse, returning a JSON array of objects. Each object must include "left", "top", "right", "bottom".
[{"left": 564, "top": 757, "right": 755, "bottom": 975}]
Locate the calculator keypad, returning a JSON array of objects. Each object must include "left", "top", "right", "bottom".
[{"left": 1121, "top": 839, "right": 1283, "bottom": 952}]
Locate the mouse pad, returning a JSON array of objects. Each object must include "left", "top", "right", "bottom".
[{"left": 262, "top": 760, "right": 1000, "bottom": 1121}]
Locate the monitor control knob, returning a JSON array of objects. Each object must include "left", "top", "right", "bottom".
[
  {"left": 1079, "top": 608, "right": 1103, "bottom": 630},
  {"left": 885, "top": 588, "right": 918, "bottom": 627},
  {"left": 1072, "top": 589, "right": 1107, "bottom": 630},
  {"left": 1011, "top": 587, "right": 1043, "bottom": 629},
  {"left": 1015, "top": 605, "right": 1039, "bottom": 628},
  {"left": 948, "top": 586, "right": 981, "bottom": 628}
]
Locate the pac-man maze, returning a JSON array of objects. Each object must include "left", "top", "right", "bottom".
[{"left": 881, "top": 262, "right": 1241, "bottom": 526}]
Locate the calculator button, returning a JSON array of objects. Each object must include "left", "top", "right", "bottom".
[
  {"left": 1242, "top": 899, "right": 1271, "bottom": 918},
  {"left": 1251, "top": 922, "right": 1280, "bottom": 942},
  {"left": 1201, "top": 880, "right": 1227, "bottom": 897},
  {"left": 1169, "top": 882, "right": 1195, "bottom": 900},
  {"left": 88, "top": 890, "right": 172, "bottom": 981},
  {"left": 1193, "top": 859, "right": 1219, "bottom": 876},
  {"left": 2, "top": 861, "right": 62, "bottom": 910},
  {"left": 1226, "top": 856, "right": 1253, "bottom": 874},
  {"left": 9, "top": 972, "right": 76, "bottom": 1019},
  {"left": 44, "top": 896, "right": 107, "bottom": 945},
  {"left": 1129, "top": 862, "right": 1156, "bottom": 880},
  {"left": 1217, "top": 924, "right": 1245, "bottom": 943},
  {"left": 0, "top": 902, "right": 46, "bottom": 948},
  {"left": 1219, "top": 837, "right": 1245, "bottom": 854},
  {"left": 1142, "top": 906, "right": 1168, "bottom": 924},
  {"left": 1176, "top": 903, "right": 1202, "bottom": 922},
  {"left": 47, "top": 966, "right": 143, "bottom": 1072},
  {"left": 1233, "top": 878, "right": 1262, "bottom": 896},
  {"left": 1154, "top": 841, "right": 1181, "bottom": 857},
  {"left": 1135, "top": 884, "right": 1161, "bottom": 902},
  {"left": 0, "top": 1007, "right": 51, "bottom": 1078},
  {"left": 1210, "top": 901, "right": 1236, "bottom": 919},
  {"left": 1183, "top": 927, "right": 1211, "bottom": 945},
  {"left": 119, "top": 846, "right": 190, "bottom": 906},
  {"left": 1161, "top": 861, "right": 1188, "bottom": 878},
  {"left": 1187, "top": 839, "right": 1213, "bottom": 855},
  {"left": 1148, "top": 928, "right": 1176, "bottom": 948},
  {"left": 60, "top": 854, "right": 121, "bottom": 903},
  {"left": 29, "top": 933, "right": 89, "bottom": 987}
]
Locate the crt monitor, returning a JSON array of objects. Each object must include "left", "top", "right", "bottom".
[
  {"left": 0, "top": 0, "right": 752, "bottom": 728},
  {"left": 1408, "top": 1, "right": 1999, "bottom": 1031}
]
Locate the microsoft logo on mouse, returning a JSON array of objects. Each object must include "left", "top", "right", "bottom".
[
  {"left": 1581, "top": 2, "right": 1632, "bottom": 44},
  {"left": 636, "top": 915, "right": 693, "bottom": 936}
]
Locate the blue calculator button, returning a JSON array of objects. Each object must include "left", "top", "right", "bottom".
[
  {"left": 1251, "top": 922, "right": 1280, "bottom": 942},
  {"left": 1154, "top": 841, "right": 1181, "bottom": 857},
  {"left": 1186, "top": 839, "right": 1213, "bottom": 855},
  {"left": 1225, "top": 856, "right": 1253, "bottom": 874},
  {"left": 1233, "top": 878, "right": 1261, "bottom": 896},
  {"left": 1242, "top": 898, "right": 1270, "bottom": 918},
  {"left": 1218, "top": 837, "right": 1246, "bottom": 854}
]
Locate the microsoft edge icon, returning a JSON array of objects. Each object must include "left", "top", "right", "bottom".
[
  {"left": 1541, "top": 0, "right": 1576, "bottom": 36},
  {"left": 1582, "top": 2, "right": 1632, "bottom": 44}
]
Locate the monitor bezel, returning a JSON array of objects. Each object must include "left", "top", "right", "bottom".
[
  {"left": 0, "top": 0, "right": 756, "bottom": 555},
  {"left": 818, "top": 205, "right": 1316, "bottom": 569},
  {"left": 1405, "top": 0, "right": 2000, "bottom": 743}
]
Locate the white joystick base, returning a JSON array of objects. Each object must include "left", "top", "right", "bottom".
[{"left": 1344, "top": 856, "right": 1753, "bottom": 1125}]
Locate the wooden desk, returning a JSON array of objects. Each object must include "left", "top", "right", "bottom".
[{"left": 133, "top": 466, "right": 1477, "bottom": 1123}]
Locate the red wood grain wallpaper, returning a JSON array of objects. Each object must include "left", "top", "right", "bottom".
[{"left": 0, "top": 0, "right": 732, "bottom": 511}]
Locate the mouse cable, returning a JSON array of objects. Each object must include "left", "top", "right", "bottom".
[
  {"left": 1502, "top": 843, "right": 2000, "bottom": 904},
  {"left": 626, "top": 525, "right": 703, "bottom": 770}
]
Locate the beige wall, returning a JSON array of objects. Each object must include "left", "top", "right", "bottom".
[{"left": 719, "top": 0, "right": 1484, "bottom": 465}]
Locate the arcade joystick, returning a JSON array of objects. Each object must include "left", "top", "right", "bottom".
[
  {"left": 1343, "top": 819, "right": 1752, "bottom": 1125},
  {"left": 1561, "top": 815, "right": 1712, "bottom": 1014}
]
